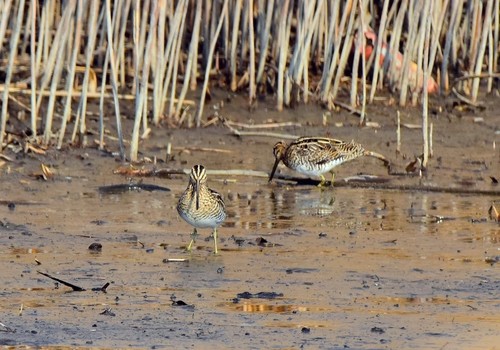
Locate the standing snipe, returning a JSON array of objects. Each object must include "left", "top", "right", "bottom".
[
  {"left": 269, "top": 136, "right": 388, "bottom": 186},
  {"left": 177, "top": 165, "right": 226, "bottom": 254}
]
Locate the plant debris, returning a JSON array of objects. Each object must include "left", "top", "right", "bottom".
[
  {"left": 30, "top": 163, "right": 54, "bottom": 181},
  {"left": 37, "top": 271, "right": 109, "bottom": 293},
  {"left": 100, "top": 308, "right": 116, "bottom": 316},
  {"left": 0, "top": 322, "right": 16, "bottom": 333},
  {"left": 488, "top": 203, "right": 500, "bottom": 222}
]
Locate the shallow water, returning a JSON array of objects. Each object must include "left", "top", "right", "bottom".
[
  {"left": 1, "top": 98, "right": 500, "bottom": 348},
  {"left": 1, "top": 155, "right": 499, "bottom": 349}
]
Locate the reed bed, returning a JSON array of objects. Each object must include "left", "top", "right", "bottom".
[{"left": 0, "top": 0, "right": 498, "bottom": 161}]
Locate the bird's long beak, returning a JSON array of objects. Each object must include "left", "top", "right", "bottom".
[
  {"left": 195, "top": 179, "right": 200, "bottom": 210},
  {"left": 269, "top": 158, "right": 280, "bottom": 182}
]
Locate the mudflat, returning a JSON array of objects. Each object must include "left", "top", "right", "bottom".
[{"left": 1, "top": 94, "right": 499, "bottom": 349}]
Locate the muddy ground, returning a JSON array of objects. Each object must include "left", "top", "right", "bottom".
[{"left": 1, "top": 91, "right": 499, "bottom": 349}]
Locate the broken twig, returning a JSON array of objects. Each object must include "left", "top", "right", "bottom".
[
  {"left": 223, "top": 119, "right": 298, "bottom": 139},
  {"left": 224, "top": 119, "right": 301, "bottom": 129},
  {"left": 114, "top": 166, "right": 268, "bottom": 179},
  {"left": 37, "top": 271, "right": 86, "bottom": 291}
]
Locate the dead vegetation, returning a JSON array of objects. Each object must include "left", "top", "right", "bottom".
[{"left": 0, "top": 0, "right": 498, "bottom": 162}]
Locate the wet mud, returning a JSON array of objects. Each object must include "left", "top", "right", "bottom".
[{"left": 1, "top": 95, "right": 499, "bottom": 349}]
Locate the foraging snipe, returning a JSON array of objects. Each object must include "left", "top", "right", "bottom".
[
  {"left": 269, "top": 136, "right": 387, "bottom": 186},
  {"left": 177, "top": 165, "right": 226, "bottom": 254}
]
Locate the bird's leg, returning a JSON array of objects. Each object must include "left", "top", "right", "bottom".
[
  {"left": 317, "top": 174, "right": 327, "bottom": 187},
  {"left": 330, "top": 172, "right": 335, "bottom": 187},
  {"left": 186, "top": 228, "right": 198, "bottom": 252},
  {"left": 212, "top": 228, "right": 218, "bottom": 254}
]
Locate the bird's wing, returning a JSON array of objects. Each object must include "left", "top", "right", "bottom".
[{"left": 291, "top": 137, "right": 347, "bottom": 164}]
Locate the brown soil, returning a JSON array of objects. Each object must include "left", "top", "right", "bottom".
[{"left": 1, "top": 92, "right": 499, "bottom": 349}]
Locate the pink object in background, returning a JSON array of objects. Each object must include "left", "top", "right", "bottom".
[{"left": 361, "top": 28, "right": 438, "bottom": 93}]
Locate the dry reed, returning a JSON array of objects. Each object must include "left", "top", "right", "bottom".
[{"left": 0, "top": 1, "right": 498, "bottom": 161}]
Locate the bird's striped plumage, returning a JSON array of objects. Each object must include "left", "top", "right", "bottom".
[
  {"left": 269, "top": 137, "right": 368, "bottom": 186},
  {"left": 177, "top": 165, "right": 226, "bottom": 253}
]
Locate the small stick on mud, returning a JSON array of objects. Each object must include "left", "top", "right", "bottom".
[
  {"left": 364, "top": 150, "right": 391, "bottom": 168},
  {"left": 223, "top": 119, "right": 298, "bottom": 139},
  {"left": 0, "top": 153, "right": 15, "bottom": 162},
  {"left": 451, "top": 87, "right": 483, "bottom": 108},
  {"left": 205, "top": 169, "right": 268, "bottom": 177},
  {"left": 430, "top": 122, "right": 434, "bottom": 157},
  {"left": 396, "top": 110, "right": 401, "bottom": 155},
  {"left": 0, "top": 322, "right": 16, "bottom": 333},
  {"left": 92, "top": 282, "right": 110, "bottom": 293},
  {"left": 37, "top": 271, "right": 110, "bottom": 293},
  {"left": 164, "top": 258, "right": 188, "bottom": 263},
  {"left": 113, "top": 167, "right": 187, "bottom": 177},
  {"left": 173, "top": 146, "right": 232, "bottom": 154},
  {"left": 166, "top": 142, "right": 172, "bottom": 162},
  {"left": 332, "top": 100, "right": 364, "bottom": 117},
  {"left": 488, "top": 203, "right": 499, "bottom": 222},
  {"left": 37, "top": 271, "right": 86, "bottom": 292},
  {"left": 113, "top": 166, "right": 269, "bottom": 179},
  {"left": 224, "top": 119, "right": 301, "bottom": 129}
]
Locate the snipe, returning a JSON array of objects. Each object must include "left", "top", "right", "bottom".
[
  {"left": 177, "top": 165, "right": 226, "bottom": 253},
  {"left": 269, "top": 136, "right": 388, "bottom": 186}
]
